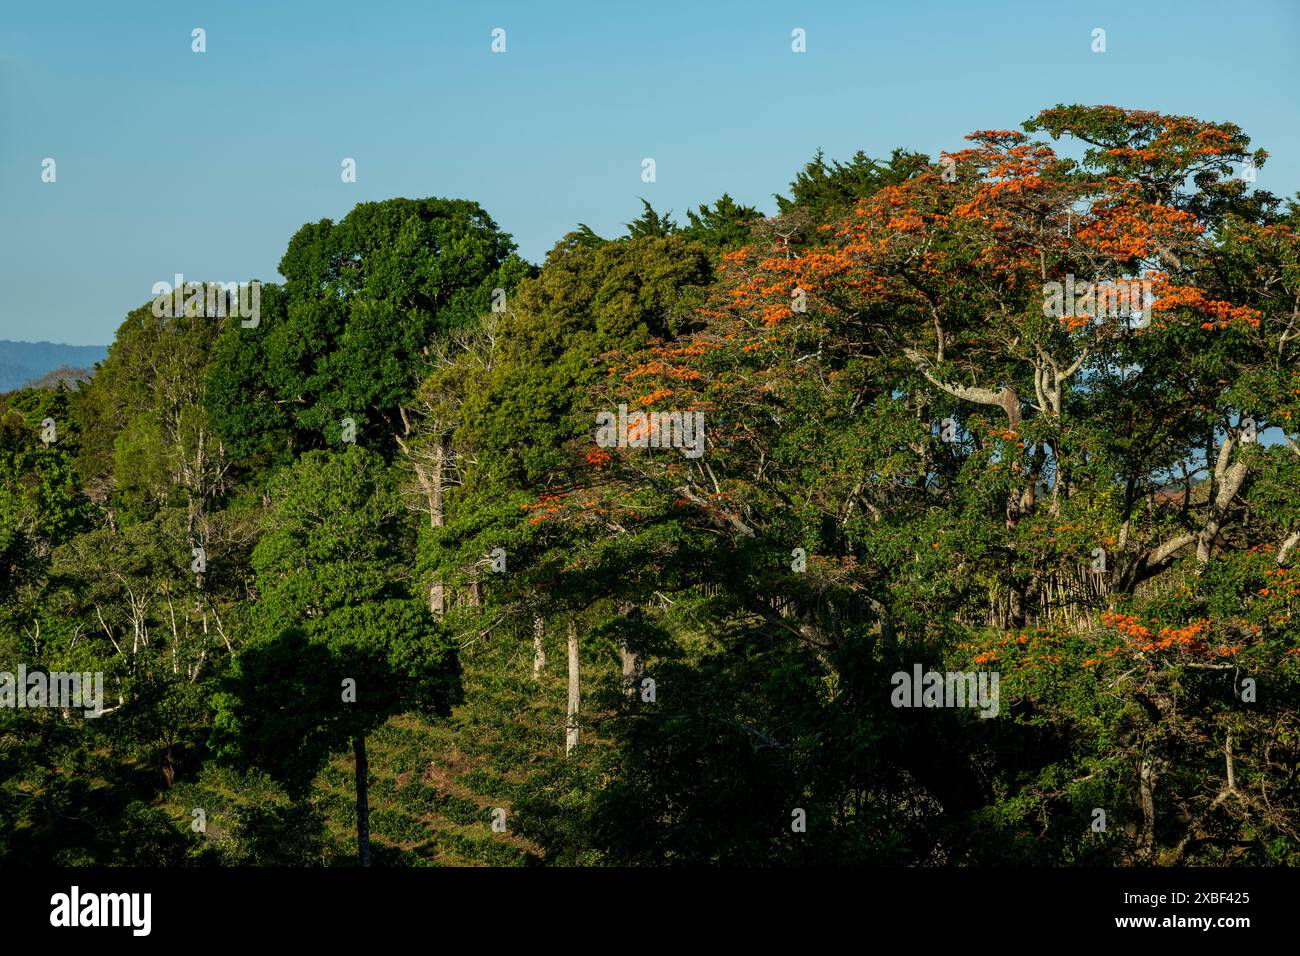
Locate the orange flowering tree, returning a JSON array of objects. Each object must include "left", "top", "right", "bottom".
[{"left": 560, "top": 106, "right": 1300, "bottom": 863}]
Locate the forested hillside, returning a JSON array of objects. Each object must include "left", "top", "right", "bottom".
[
  {"left": 2, "top": 105, "right": 1298, "bottom": 867},
  {"left": 0, "top": 341, "right": 106, "bottom": 392}
]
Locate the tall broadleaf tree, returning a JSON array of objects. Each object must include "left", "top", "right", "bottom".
[{"left": 212, "top": 446, "right": 462, "bottom": 866}]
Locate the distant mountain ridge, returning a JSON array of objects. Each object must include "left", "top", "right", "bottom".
[{"left": 0, "top": 339, "right": 108, "bottom": 392}]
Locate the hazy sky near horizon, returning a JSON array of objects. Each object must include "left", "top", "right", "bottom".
[{"left": 1, "top": 0, "right": 1297, "bottom": 345}]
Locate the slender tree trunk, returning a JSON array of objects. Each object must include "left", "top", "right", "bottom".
[
  {"left": 618, "top": 602, "right": 640, "bottom": 699},
  {"left": 354, "top": 734, "right": 371, "bottom": 867},
  {"left": 532, "top": 614, "right": 546, "bottom": 679},
  {"left": 566, "top": 615, "right": 580, "bottom": 755},
  {"left": 429, "top": 438, "right": 447, "bottom": 616},
  {"left": 620, "top": 643, "right": 640, "bottom": 699},
  {"left": 1137, "top": 756, "right": 1158, "bottom": 862},
  {"left": 1277, "top": 530, "right": 1300, "bottom": 566},
  {"left": 1009, "top": 581, "right": 1025, "bottom": 628}
]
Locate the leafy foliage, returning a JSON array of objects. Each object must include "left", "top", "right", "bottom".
[{"left": 3, "top": 108, "right": 1298, "bottom": 867}]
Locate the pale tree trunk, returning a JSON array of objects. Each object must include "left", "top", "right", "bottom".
[
  {"left": 429, "top": 437, "right": 447, "bottom": 616},
  {"left": 1196, "top": 431, "right": 1249, "bottom": 564},
  {"left": 532, "top": 614, "right": 546, "bottom": 679},
  {"left": 396, "top": 427, "right": 448, "bottom": 617},
  {"left": 1137, "top": 756, "right": 1158, "bottom": 862},
  {"left": 620, "top": 644, "right": 640, "bottom": 699},
  {"left": 1277, "top": 530, "right": 1300, "bottom": 566},
  {"left": 1008, "top": 585, "right": 1025, "bottom": 629},
  {"left": 1122, "top": 429, "right": 1253, "bottom": 591},
  {"left": 566, "top": 615, "right": 580, "bottom": 755},
  {"left": 354, "top": 735, "right": 371, "bottom": 867},
  {"left": 618, "top": 602, "right": 641, "bottom": 699}
]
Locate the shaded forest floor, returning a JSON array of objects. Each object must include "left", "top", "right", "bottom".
[{"left": 162, "top": 635, "right": 614, "bottom": 866}]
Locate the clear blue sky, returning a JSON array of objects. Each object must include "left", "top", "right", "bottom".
[{"left": 2, "top": 0, "right": 1297, "bottom": 345}]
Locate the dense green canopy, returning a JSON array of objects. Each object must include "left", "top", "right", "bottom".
[{"left": 3, "top": 106, "right": 1298, "bottom": 867}]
